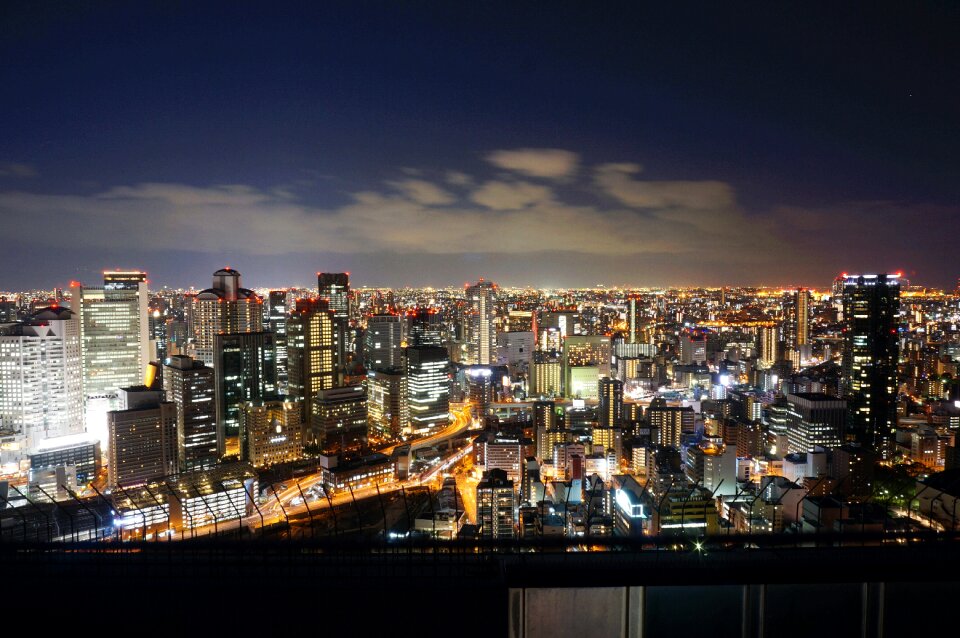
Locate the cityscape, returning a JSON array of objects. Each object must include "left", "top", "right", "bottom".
[{"left": 2, "top": 2, "right": 958, "bottom": 635}]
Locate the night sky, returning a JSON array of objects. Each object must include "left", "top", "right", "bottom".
[{"left": 1, "top": 2, "right": 957, "bottom": 290}]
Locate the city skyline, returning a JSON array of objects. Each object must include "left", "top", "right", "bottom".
[{"left": 1, "top": 4, "right": 958, "bottom": 289}]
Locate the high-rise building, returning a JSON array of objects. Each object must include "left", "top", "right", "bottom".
[
  {"left": 311, "top": 385, "right": 367, "bottom": 451},
  {"left": 785, "top": 392, "right": 846, "bottom": 454},
  {"left": 0, "top": 307, "right": 83, "bottom": 453},
  {"left": 466, "top": 367, "right": 494, "bottom": 423},
  {"left": 214, "top": 331, "right": 277, "bottom": 444},
  {"left": 405, "top": 345, "right": 450, "bottom": 435},
  {"left": 364, "top": 313, "right": 404, "bottom": 370},
  {"left": 485, "top": 435, "right": 522, "bottom": 483},
  {"left": 408, "top": 308, "right": 443, "bottom": 347},
  {"left": 679, "top": 330, "right": 707, "bottom": 365},
  {"left": 287, "top": 298, "right": 337, "bottom": 416},
  {"left": 563, "top": 335, "right": 611, "bottom": 398},
  {"left": 70, "top": 272, "right": 150, "bottom": 439},
  {"left": 240, "top": 398, "right": 303, "bottom": 467},
  {"left": 598, "top": 377, "right": 623, "bottom": 428},
  {"left": 530, "top": 352, "right": 562, "bottom": 398},
  {"left": 189, "top": 269, "right": 263, "bottom": 367},
  {"left": 628, "top": 296, "right": 639, "bottom": 344},
  {"left": 163, "top": 355, "right": 218, "bottom": 470},
  {"left": 107, "top": 385, "right": 177, "bottom": 487},
  {"left": 367, "top": 367, "right": 408, "bottom": 440},
  {"left": 793, "top": 288, "right": 811, "bottom": 347},
  {"left": 842, "top": 274, "right": 900, "bottom": 456},
  {"left": 647, "top": 397, "right": 695, "bottom": 448},
  {"left": 759, "top": 325, "right": 780, "bottom": 367},
  {"left": 476, "top": 468, "right": 516, "bottom": 540},
  {"left": 268, "top": 290, "right": 289, "bottom": 390},
  {"left": 317, "top": 272, "right": 350, "bottom": 321},
  {"left": 465, "top": 279, "right": 497, "bottom": 365}
]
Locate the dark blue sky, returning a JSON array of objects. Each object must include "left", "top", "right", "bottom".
[{"left": 1, "top": 2, "right": 957, "bottom": 289}]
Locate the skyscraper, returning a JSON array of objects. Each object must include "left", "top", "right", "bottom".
[
  {"left": 163, "top": 355, "right": 219, "bottom": 470},
  {"left": 465, "top": 279, "right": 497, "bottom": 365},
  {"left": 759, "top": 325, "right": 779, "bottom": 367},
  {"left": 268, "top": 290, "right": 289, "bottom": 390},
  {"left": 317, "top": 272, "right": 350, "bottom": 321},
  {"left": 241, "top": 398, "right": 303, "bottom": 467},
  {"left": 311, "top": 385, "right": 368, "bottom": 452},
  {"left": 70, "top": 271, "right": 150, "bottom": 442},
  {"left": 189, "top": 269, "right": 263, "bottom": 367},
  {"left": 842, "top": 273, "right": 900, "bottom": 457},
  {"left": 476, "top": 468, "right": 516, "bottom": 540},
  {"left": 408, "top": 307, "right": 443, "bottom": 347},
  {"left": 287, "top": 298, "right": 337, "bottom": 412},
  {"left": 364, "top": 313, "right": 404, "bottom": 370},
  {"left": 405, "top": 345, "right": 450, "bottom": 435},
  {"left": 367, "top": 367, "right": 408, "bottom": 440},
  {"left": 214, "top": 331, "right": 277, "bottom": 446},
  {"left": 598, "top": 377, "right": 623, "bottom": 428},
  {"left": 107, "top": 385, "right": 177, "bottom": 487},
  {"left": 0, "top": 307, "right": 83, "bottom": 452}
]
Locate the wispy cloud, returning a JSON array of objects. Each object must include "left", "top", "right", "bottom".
[
  {"left": 0, "top": 162, "right": 38, "bottom": 178},
  {"left": 485, "top": 148, "right": 579, "bottom": 179}
]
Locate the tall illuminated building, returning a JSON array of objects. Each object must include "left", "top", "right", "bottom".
[
  {"left": 405, "top": 345, "right": 450, "bottom": 435},
  {"left": 466, "top": 367, "right": 494, "bottom": 423},
  {"left": 163, "top": 355, "right": 219, "bottom": 470},
  {"left": 287, "top": 298, "right": 337, "bottom": 416},
  {"left": 268, "top": 290, "right": 289, "bottom": 390},
  {"left": 842, "top": 273, "right": 900, "bottom": 457},
  {"left": 364, "top": 313, "right": 404, "bottom": 370},
  {"left": 598, "top": 377, "right": 623, "bottom": 428},
  {"left": 785, "top": 288, "right": 811, "bottom": 349},
  {"left": 563, "top": 335, "right": 611, "bottom": 399},
  {"left": 0, "top": 307, "right": 83, "bottom": 454},
  {"left": 107, "top": 385, "right": 177, "bottom": 487},
  {"left": 312, "top": 385, "right": 367, "bottom": 451},
  {"left": 367, "top": 367, "right": 408, "bottom": 440},
  {"left": 679, "top": 330, "right": 707, "bottom": 365},
  {"left": 214, "top": 331, "right": 277, "bottom": 443},
  {"left": 408, "top": 307, "right": 443, "bottom": 347},
  {"left": 627, "top": 296, "right": 639, "bottom": 344},
  {"left": 759, "top": 325, "right": 779, "bottom": 367},
  {"left": 189, "top": 268, "right": 263, "bottom": 367},
  {"left": 70, "top": 271, "right": 150, "bottom": 444},
  {"left": 241, "top": 398, "right": 303, "bottom": 467},
  {"left": 317, "top": 272, "right": 350, "bottom": 321},
  {"left": 465, "top": 279, "right": 497, "bottom": 365},
  {"left": 476, "top": 468, "right": 516, "bottom": 540}
]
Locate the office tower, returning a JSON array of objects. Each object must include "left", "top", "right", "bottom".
[
  {"left": 240, "top": 398, "right": 303, "bottom": 467},
  {"left": 367, "top": 367, "right": 408, "bottom": 440},
  {"left": 311, "top": 385, "right": 367, "bottom": 451},
  {"left": 268, "top": 290, "right": 289, "bottom": 389},
  {"left": 628, "top": 295, "right": 639, "bottom": 344},
  {"left": 785, "top": 392, "right": 846, "bottom": 454},
  {"left": 832, "top": 274, "right": 846, "bottom": 320},
  {"left": 0, "top": 307, "right": 83, "bottom": 452},
  {"left": 189, "top": 269, "right": 263, "bottom": 366},
  {"left": 541, "top": 310, "right": 578, "bottom": 337},
  {"left": 465, "top": 279, "right": 497, "bottom": 365},
  {"left": 679, "top": 330, "right": 707, "bottom": 365},
  {"left": 0, "top": 297, "right": 19, "bottom": 322},
  {"left": 531, "top": 352, "right": 562, "bottom": 397},
  {"left": 214, "top": 331, "right": 277, "bottom": 444},
  {"left": 107, "top": 385, "right": 177, "bottom": 487},
  {"left": 287, "top": 298, "right": 337, "bottom": 415},
  {"left": 404, "top": 345, "right": 450, "bottom": 435},
  {"left": 598, "top": 377, "right": 623, "bottom": 428},
  {"left": 759, "top": 325, "right": 779, "bottom": 367},
  {"left": 485, "top": 435, "right": 522, "bottom": 483},
  {"left": 317, "top": 272, "right": 350, "bottom": 321},
  {"left": 476, "top": 468, "right": 516, "bottom": 540},
  {"left": 592, "top": 426, "right": 622, "bottom": 460},
  {"left": 364, "top": 313, "right": 404, "bottom": 370},
  {"left": 163, "top": 355, "right": 218, "bottom": 470},
  {"left": 647, "top": 397, "right": 694, "bottom": 448},
  {"left": 70, "top": 272, "right": 150, "bottom": 437},
  {"left": 563, "top": 335, "right": 611, "bottom": 399},
  {"left": 466, "top": 367, "right": 494, "bottom": 423},
  {"left": 842, "top": 274, "right": 900, "bottom": 456},
  {"left": 408, "top": 307, "right": 443, "bottom": 347}
]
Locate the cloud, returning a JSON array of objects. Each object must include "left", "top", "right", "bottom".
[
  {"left": 594, "top": 163, "right": 734, "bottom": 210},
  {"left": 469, "top": 180, "right": 553, "bottom": 210},
  {"left": 485, "top": 148, "right": 579, "bottom": 179},
  {"left": 388, "top": 179, "right": 456, "bottom": 205},
  {"left": 0, "top": 163, "right": 38, "bottom": 178}
]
